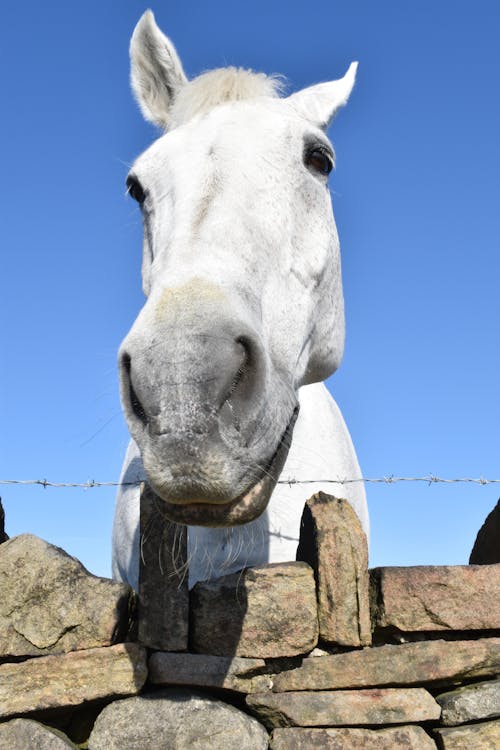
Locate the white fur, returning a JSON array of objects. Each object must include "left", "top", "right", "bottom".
[{"left": 113, "top": 11, "right": 367, "bottom": 589}]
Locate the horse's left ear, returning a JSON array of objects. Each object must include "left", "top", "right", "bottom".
[{"left": 287, "top": 62, "right": 358, "bottom": 129}]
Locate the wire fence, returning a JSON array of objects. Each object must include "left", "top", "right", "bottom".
[{"left": 1, "top": 475, "right": 500, "bottom": 490}]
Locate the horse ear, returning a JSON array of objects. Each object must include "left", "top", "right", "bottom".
[
  {"left": 287, "top": 62, "right": 358, "bottom": 129},
  {"left": 130, "top": 10, "right": 188, "bottom": 129}
]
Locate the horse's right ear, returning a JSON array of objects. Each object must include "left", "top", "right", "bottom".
[{"left": 130, "top": 10, "right": 188, "bottom": 129}]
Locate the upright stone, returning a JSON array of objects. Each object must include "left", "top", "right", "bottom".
[
  {"left": 371, "top": 564, "right": 500, "bottom": 632},
  {"left": 138, "top": 484, "right": 189, "bottom": 651},
  {"left": 0, "top": 498, "right": 8, "bottom": 542},
  {"left": 191, "top": 562, "right": 318, "bottom": 657},
  {"left": 469, "top": 499, "right": 500, "bottom": 564},
  {"left": 296, "top": 493, "right": 371, "bottom": 646}
]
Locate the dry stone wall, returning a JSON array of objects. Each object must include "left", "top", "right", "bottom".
[{"left": 0, "top": 492, "right": 498, "bottom": 749}]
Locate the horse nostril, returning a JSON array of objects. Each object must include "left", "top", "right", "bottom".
[{"left": 121, "top": 353, "right": 148, "bottom": 427}]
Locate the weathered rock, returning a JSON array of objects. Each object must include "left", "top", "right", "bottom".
[
  {"left": 88, "top": 688, "right": 269, "bottom": 750},
  {"left": 0, "top": 534, "right": 134, "bottom": 658},
  {"left": 0, "top": 719, "right": 78, "bottom": 749},
  {"left": 371, "top": 564, "right": 500, "bottom": 631},
  {"left": 0, "top": 643, "right": 147, "bottom": 718},
  {"left": 296, "top": 493, "right": 371, "bottom": 647},
  {"left": 470, "top": 499, "right": 500, "bottom": 564},
  {"left": 434, "top": 719, "right": 500, "bottom": 749},
  {"left": 247, "top": 688, "right": 441, "bottom": 730},
  {"left": 149, "top": 651, "right": 272, "bottom": 693},
  {"left": 270, "top": 726, "right": 437, "bottom": 749},
  {"left": 436, "top": 678, "right": 500, "bottom": 725},
  {"left": 191, "top": 562, "right": 318, "bottom": 657},
  {"left": 138, "top": 484, "right": 189, "bottom": 651},
  {"left": 273, "top": 637, "right": 500, "bottom": 691}
]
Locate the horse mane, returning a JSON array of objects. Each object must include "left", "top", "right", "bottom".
[{"left": 170, "top": 67, "right": 283, "bottom": 128}]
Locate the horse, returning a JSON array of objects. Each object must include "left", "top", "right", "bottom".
[{"left": 112, "top": 11, "right": 368, "bottom": 590}]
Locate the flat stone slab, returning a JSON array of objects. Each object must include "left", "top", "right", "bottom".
[
  {"left": 191, "top": 562, "right": 318, "bottom": 657},
  {"left": 296, "top": 493, "right": 371, "bottom": 647},
  {"left": 0, "top": 719, "right": 78, "bottom": 748},
  {"left": 88, "top": 688, "right": 269, "bottom": 750},
  {"left": 270, "top": 726, "right": 437, "bottom": 749},
  {"left": 273, "top": 637, "right": 500, "bottom": 691},
  {"left": 149, "top": 651, "right": 272, "bottom": 693},
  {"left": 371, "top": 563, "right": 500, "bottom": 632},
  {"left": 0, "top": 534, "right": 134, "bottom": 658},
  {"left": 247, "top": 688, "right": 441, "bottom": 730},
  {"left": 434, "top": 719, "right": 500, "bottom": 749},
  {"left": 436, "top": 677, "right": 500, "bottom": 725},
  {"left": 0, "top": 643, "right": 147, "bottom": 718}
]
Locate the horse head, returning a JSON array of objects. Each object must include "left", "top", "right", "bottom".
[{"left": 119, "top": 11, "right": 357, "bottom": 528}]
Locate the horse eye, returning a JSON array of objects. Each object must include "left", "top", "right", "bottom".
[
  {"left": 305, "top": 148, "right": 333, "bottom": 176},
  {"left": 126, "top": 176, "right": 146, "bottom": 205}
]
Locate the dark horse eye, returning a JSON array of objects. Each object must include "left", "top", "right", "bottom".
[
  {"left": 305, "top": 147, "right": 334, "bottom": 176},
  {"left": 126, "top": 176, "right": 146, "bottom": 205}
]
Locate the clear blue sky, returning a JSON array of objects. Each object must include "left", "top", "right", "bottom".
[{"left": 2, "top": 1, "right": 499, "bottom": 577}]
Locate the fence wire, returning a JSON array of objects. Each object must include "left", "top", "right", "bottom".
[{"left": 1, "top": 475, "right": 500, "bottom": 490}]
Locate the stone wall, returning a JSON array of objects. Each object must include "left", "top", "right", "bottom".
[{"left": 0, "top": 492, "right": 498, "bottom": 749}]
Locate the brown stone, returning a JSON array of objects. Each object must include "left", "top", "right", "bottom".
[
  {"left": 138, "top": 484, "right": 189, "bottom": 651},
  {"left": 0, "top": 643, "right": 147, "bottom": 718},
  {"left": 247, "top": 688, "right": 441, "bottom": 730},
  {"left": 190, "top": 562, "right": 318, "bottom": 657},
  {"left": 149, "top": 652, "right": 272, "bottom": 693},
  {"left": 296, "top": 493, "right": 371, "bottom": 647},
  {"left": 434, "top": 719, "right": 500, "bottom": 749},
  {"left": 371, "top": 564, "right": 500, "bottom": 632},
  {"left": 0, "top": 534, "right": 135, "bottom": 658},
  {"left": 273, "top": 637, "right": 500, "bottom": 692},
  {"left": 270, "top": 726, "right": 437, "bottom": 749},
  {"left": 470, "top": 499, "right": 500, "bottom": 564},
  {"left": 436, "top": 678, "right": 500, "bottom": 726}
]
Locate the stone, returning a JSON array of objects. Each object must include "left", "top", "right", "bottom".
[
  {"left": 370, "top": 564, "right": 500, "bottom": 632},
  {"left": 434, "top": 719, "right": 500, "bottom": 749},
  {"left": 0, "top": 534, "right": 134, "bottom": 658},
  {"left": 0, "top": 643, "right": 147, "bottom": 718},
  {"left": 470, "top": 499, "right": 500, "bottom": 564},
  {"left": 296, "top": 493, "right": 371, "bottom": 647},
  {"left": 149, "top": 651, "right": 272, "bottom": 693},
  {"left": 190, "top": 562, "right": 318, "bottom": 657},
  {"left": 436, "top": 678, "right": 500, "bottom": 725},
  {"left": 138, "top": 484, "right": 189, "bottom": 651},
  {"left": 247, "top": 688, "right": 441, "bottom": 730},
  {"left": 273, "top": 637, "right": 500, "bottom": 692},
  {"left": 270, "top": 726, "right": 437, "bottom": 749},
  {"left": 0, "top": 719, "right": 78, "bottom": 749},
  {"left": 88, "top": 688, "right": 269, "bottom": 750}
]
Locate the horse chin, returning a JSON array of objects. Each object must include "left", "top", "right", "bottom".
[{"left": 151, "top": 406, "right": 298, "bottom": 528}]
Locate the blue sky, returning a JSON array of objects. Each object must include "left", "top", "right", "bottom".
[{"left": 2, "top": 1, "right": 499, "bottom": 577}]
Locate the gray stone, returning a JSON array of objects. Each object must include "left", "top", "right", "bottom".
[
  {"left": 270, "top": 726, "right": 437, "bottom": 749},
  {"left": 138, "top": 484, "right": 189, "bottom": 651},
  {"left": 296, "top": 493, "right": 371, "bottom": 647},
  {"left": 0, "top": 719, "right": 77, "bottom": 749},
  {"left": 371, "top": 563, "right": 500, "bottom": 632},
  {"left": 273, "top": 637, "right": 500, "bottom": 692},
  {"left": 191, "top": 562, "right": 318, "bottom": 657},
  {"left": 0, "top": 534, "right": 134, "bottom": 658},
  {"left": 88, "top": 688, "right": 269, "bottom": 750},
  {"left": 434, "top": 719, "right": 500, "bottom": 749},
  {"left": 149, "top": 651, "right": 272, "bottom": 693},
  {"left": 470, "top": 499, "right": 500, "bottom": 564},
  {"left": 0, "top": 643, "right": 147, "bottom": 718},
  {"left": 436, "top": 678, "right": 500, "bottom": 725},
  {"left": 247, "top": 688, "right": 441, "bottom": 730}
]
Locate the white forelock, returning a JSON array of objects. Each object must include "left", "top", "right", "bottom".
[{"left": 169, "top": 67, "right": 283, "bottom": 128}]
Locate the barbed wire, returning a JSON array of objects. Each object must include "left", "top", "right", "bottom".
[{"left": 1, "top": 475, "right": 499, "bottom": 490}]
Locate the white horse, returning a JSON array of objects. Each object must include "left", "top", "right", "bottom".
[{"left": 113, "top": 11, "right": 368, "bottom": 590}]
